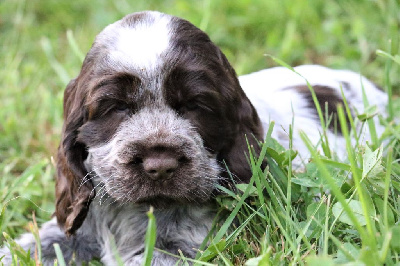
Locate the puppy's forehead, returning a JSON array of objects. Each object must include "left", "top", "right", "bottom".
[{"left": 96, "top": 11, "right": 173, "bottom": 74}]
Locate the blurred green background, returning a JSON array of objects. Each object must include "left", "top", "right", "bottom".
[{"left": 0, "top": 0, "right": 399, "bottom": 237}]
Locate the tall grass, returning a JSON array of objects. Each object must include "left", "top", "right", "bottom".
[{"left": 1, "top": 0, "right": 399, "bottom": 265}]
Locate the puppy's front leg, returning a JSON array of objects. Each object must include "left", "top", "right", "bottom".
[
  {"left": 0, "top": 217, "right": 100, "bottom": 265},
  {"left": 123, "top": 251, "right": 182, "bottom": 266}
]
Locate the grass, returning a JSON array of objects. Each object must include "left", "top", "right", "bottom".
[{"left": 1, "top": 0, "right": 399, "bottom": 265}]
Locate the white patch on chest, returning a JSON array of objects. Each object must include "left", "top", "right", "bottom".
[{"left": 109, "top": 13, "right": 171, "bottom": 72}]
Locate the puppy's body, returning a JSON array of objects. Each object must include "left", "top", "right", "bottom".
[
  {"left": 5, "top": 203, "right": 214, "bottom": 265},
  {"left": 0, "top": 11, "right": 387, "bottom": 266},
  {"left": 241, "top": 65, "right": 387, "bottom": 167}
]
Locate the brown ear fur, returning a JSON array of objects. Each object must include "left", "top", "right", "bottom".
[
  {"left": 222, "top": 98, "right": 264, "bottom": 184},
  {"left": 216, "top": 51, "right": 264, "bottom": 185},
  {"left": 55, "top": 78, "right": 94, "bottom": 236}
]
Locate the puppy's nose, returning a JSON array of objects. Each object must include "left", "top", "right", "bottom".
[{"left": 143, "top": 153, "right": 179, "bottom": 181}]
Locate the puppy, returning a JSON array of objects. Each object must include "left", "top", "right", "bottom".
[{"left": 0, "top": 11, "right": 387, "bottom": 265}]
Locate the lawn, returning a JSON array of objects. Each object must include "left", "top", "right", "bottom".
[{"left": 0, "top": 0, "right": 399, "bottom": 265}]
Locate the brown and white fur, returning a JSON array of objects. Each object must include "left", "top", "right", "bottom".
[{"left": 0, "top": 11, "right": 387, "bottom": 265}]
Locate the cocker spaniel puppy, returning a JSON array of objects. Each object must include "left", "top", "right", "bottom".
[{"left": 0, "top": 11, "right": 387, "bottom": 265}]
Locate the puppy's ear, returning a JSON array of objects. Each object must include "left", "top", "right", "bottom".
[
  {"left": 55, "top": 78, "right": 94, "bottom": 236},
  {"left": 221, "top": 95, "right": 263, "bottom": 184},
  {"left": 216, "top": 51, "right": 264, "bottom": 185}
]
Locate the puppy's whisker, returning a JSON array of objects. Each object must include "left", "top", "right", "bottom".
[
  {"left": 78, "top": 170, "right": 98, "bottom": 189},
  {"left": 107, "top": 189, "right": 127, "bottom": 206},
  {"left": 89, "top": 177, "right": 110, "bottom": 197}
]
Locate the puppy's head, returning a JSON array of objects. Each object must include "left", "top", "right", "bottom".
[{"left": 56, "top": 11, "right": 263, "bottom": 235}]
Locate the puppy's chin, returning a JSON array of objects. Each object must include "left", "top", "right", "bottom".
[
  {"left": 136, "top": 196, "right": 185, "bottom": 208},
  {"left": 135, "top": 196, "right": 209, "bottom": 208}
]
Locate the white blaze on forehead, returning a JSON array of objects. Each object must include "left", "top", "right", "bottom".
[{"left": 109, "top": 13, "right": 172, "bottom": 71}]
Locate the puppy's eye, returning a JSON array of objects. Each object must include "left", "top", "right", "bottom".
[
  {"left": 113, "top": 104, "right": 130, "bottom": 113},
  {"left": 187, "top": 101, "right": 215, "bottom": 113},
  {"left": 177, "top": 99, "right": 214, "bottom": 115}
]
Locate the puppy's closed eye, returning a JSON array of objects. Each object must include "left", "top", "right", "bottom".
[
  {"left": 88, "top": 100, "right": 130, "bottom": 118},
  {"left": 182, "top": 97, "right": 218, "bottom": 114}
]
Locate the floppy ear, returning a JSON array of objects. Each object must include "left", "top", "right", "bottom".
[
  {"left": 55, "top": 78, "right": 94, "bottom": 236},
  {"left": 220, "top": 94, "right": 264, "bottom": 184},
  {"left": 222, "top": 98, "right": 263, "bottom": 184},
  {"left": 216, "top": 51, "right": 264, "bottom": 184}
]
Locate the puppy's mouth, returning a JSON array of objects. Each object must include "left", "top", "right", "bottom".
[
  {"left": 127, "top": 181, "right": 213, "bottom": 206},
  {"left": 93, "top": 163, "right": 216, "bottom": 205}
]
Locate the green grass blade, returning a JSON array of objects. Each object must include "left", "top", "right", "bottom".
[
  {"left": 142, "top": 206, "right": 157, "bottom": 266},
  {"left": 360, "top": 82, "right": 379, "bottom": 149},
  {"left": 383, "top": 148, "right": 393, "bottom": 228},
  {"left": 66, "top": 30, "right": 85, "bottom": 63},
  {"left": 337, "top": 106, "right": 376, "bottom": 242},
  {"left": 2, "top": 159, "right": 48, "bottom": 202},
  {"left": 53, "top": 244, "right": 66, "bottom": 266},
  {"left": 299, "top": 131, "right": 366, "bottom": 236}
]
